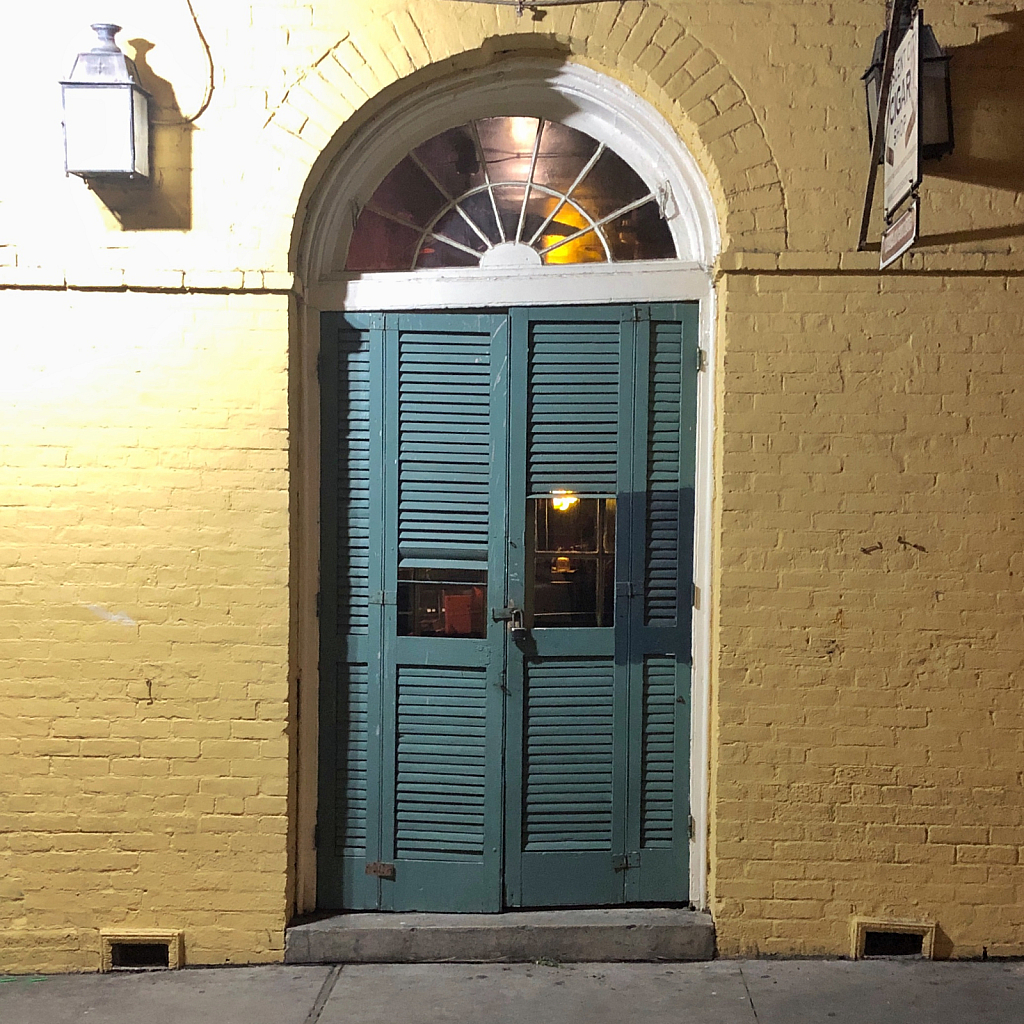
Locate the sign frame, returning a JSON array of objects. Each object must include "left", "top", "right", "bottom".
[
  {"left": 880, "top": 197, "right": 919, "bottom": 269},
  {"left": 883, "top": 8, "right": 922, "bottom": 221}
]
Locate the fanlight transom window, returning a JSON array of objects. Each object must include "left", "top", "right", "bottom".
[{"left": 346, "top": 117, "right": 677, "bottom": 272}]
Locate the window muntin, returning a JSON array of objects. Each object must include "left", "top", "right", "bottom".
[{"left": 346, "top": 117, "right": 676, "bottom": 272}]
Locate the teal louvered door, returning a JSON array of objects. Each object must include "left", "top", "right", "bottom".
[
  {"left": 319, "top": 304, "right": 697, "bottom": 912},
  {"left": 503, "top": 305, "right": 697, "bottom": 907},
  {"left": 319, "top": 312, "right": 508, "bottom": 912}
]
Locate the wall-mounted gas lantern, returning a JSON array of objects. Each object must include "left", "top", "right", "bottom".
[
  {"left": 61, "top": 24, "right": 150, "bottom": 178},
  {"left": 863, "top": 13, "right": 954, "bottom": 161}
]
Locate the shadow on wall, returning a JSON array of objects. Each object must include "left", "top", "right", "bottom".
[
  {"left": 85, "top": 39, "right": 192, "bottom": 231},
  {"left": 922, "top": 11, "right": 1024, "bottom": 245}
]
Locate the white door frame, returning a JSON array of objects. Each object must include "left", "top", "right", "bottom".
[{"left": 294, "top": 59, "right": 719, "bottom": 914}]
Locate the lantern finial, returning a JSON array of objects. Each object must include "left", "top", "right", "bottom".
[{"left": 89, "top": 24, "right": 122, "bottom": 53}]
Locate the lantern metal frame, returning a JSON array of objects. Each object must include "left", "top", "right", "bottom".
[
  {"left": 60, "top": 23, "right": 151, "bottom": 179},
  {"left": 863, "top": 10, "right": 954, "bottom": 162}
]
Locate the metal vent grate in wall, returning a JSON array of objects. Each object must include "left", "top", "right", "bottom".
[
  {"left": 851, "top": 918, "right": 935, "bottom": 959},
  {"left": 100, "top": 929, "right": 184, "bottom": 971}
]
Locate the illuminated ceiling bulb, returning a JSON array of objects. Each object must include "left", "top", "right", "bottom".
[
  {"left": 509, "top": 117, "right": 538, "bottom": 150},
  {"left": 551, "top": 491, "right": 579, "bottom": 512}
]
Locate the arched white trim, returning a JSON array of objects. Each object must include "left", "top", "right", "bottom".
[
  {"left": 294, "top": 58, "right": 717, "bottom": 916},
  {"left": 300, "top": 59, "right": 720, "bottom": 300}
]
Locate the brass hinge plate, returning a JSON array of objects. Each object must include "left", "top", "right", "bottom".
[{"left": 365, "top": 861, "right": 396, "bottom": 880}]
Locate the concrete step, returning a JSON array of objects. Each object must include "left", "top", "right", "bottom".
[{"left": 285, "top": 908, "right": 715, "bottom": 964}]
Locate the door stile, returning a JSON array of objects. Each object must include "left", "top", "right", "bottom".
[
  {"left": 377, "top": 316, "right": 402, "bottom": 910},
  {"left": 622, "top": 307, "right": 651, "bottom": 903},
  {"left": 611, "top": 308, "right": 640, "bottom": 895},
  {"left": 486, "top": 316, "right": 513, "bottom": 905},
  {"left": 364, "top": 313, "right": 389, "bottom": 908},
  {"left": 501, "top": 308, "right": 529, "bottom": 907}
]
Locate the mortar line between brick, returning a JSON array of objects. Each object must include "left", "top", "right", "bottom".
[
  {"left": 306, "top": 964, "right": 343, "bottom": 1024},
  {"left": 0, "top": 284, "right": 299, "bottom": 295}
]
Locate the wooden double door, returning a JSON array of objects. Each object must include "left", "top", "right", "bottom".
[{"left": 318, "top": 304, "right": 697, "bottom": 911}]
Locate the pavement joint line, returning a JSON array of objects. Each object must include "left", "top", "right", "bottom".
[
  {"left": 305, "top": 964, "right": 343, "bottom": 1024},
  {"left": 738, "top": 963, "right": 760, "bottom": 1021}
]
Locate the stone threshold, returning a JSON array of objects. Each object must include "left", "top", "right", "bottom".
[{"left": 285, "top": 907, "right": 715, "bottom": 964}]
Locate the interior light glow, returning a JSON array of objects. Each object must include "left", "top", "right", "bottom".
[
  {"left": 551, "top": 490, "right": 579, "bottom": 512},
  {"left": 509, "top": 116, "right": 539, "bottom": 151}
]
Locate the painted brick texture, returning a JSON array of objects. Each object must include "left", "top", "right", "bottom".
[
  {"left": 0, "top": 291, "right": 291, "bottom": 972},
  {"left": 1, "top": 0, "right": 1022, "bottom": 971},
  {"left": 713, "top": 273, "right": 1024, "bottom": 956}
]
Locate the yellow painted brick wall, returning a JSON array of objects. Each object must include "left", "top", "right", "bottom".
[
  {"left": 1, "top": 0, "right": 1022, "bottom": 970},
  {"left": 712, "top": 272, "right": 1024, "bottom": 956},
  {"left": 0, "top": 291, "right": 291, "bottom": 972}
]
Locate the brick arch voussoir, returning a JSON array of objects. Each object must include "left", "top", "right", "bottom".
[{"left": 267, "top": 1, "right": 787, "bottom": 261}]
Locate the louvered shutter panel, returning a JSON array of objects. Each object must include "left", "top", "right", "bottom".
[
  {"left": 640, "top": 656, "right": 675, "bottom": 847},
  {"left": 629, "top": 304, "right": 697, "bottom": 903},
  {"left": 318, "top": 313, "right": 383, "bottom": 910},
  {"left": 398, "top": 328, "right": 492, "bottom": 563},
  {"left": 338, "top": 326, "right": 373, "bottom": 630},
  {"left": 395, "top": 666, "right": 487, "bottom": 860},
  {"left": 523, "top": 659, "right": 616, "bottom": 851},
  {"left": 527, "top": 320, "right": 621, "bottom": 495},
  {"left": 336, "top": 664, "right": 369, "bottom": 854},
  {"left": 645, "top": 320, "right": 685, "bottom": 625}
]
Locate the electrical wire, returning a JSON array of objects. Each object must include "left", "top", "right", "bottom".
[{"left": 180, "top": 0, "right": 214, "bottom": 124}]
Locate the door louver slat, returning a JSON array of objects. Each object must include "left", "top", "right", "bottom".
[
  {"left": 646, "top": 321, "right": 684, "bottom": 624},
  {"left": 399, "top": 334, "right": 492, "bottom": 563},
  {"left": 641, "top": 656, "right": 676, "bottom": 848},
  {"left": 335, "top": 663, "right": 369, "bottom": 854},
  {"left": 395, "top": 666, "right": 487, "bottom": 860},
  {"left": 337, "top": 328, "right": 372, "bottom": 632},
  {"left": 527, "top": 323, "right": 620, "bottom": 495},
  {"left": 524, "top": 659, "right": 615, "bottom": 851}
]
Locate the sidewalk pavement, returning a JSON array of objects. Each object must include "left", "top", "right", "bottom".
[{"left": 2, "top": 959, "right": 1022, "bottom": 1024}]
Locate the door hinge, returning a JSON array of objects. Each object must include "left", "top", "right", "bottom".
[
  {"left": 316, "top": 349, "right": 322, "bottom": 381},
  {"left": 612, "top": 852, "right": 639, "bottom": 872},
  {"left": 365, "top": 861, "right": 396, "bottom": 880},
  {"left": 631, "top": 307, "right": 650, "bottom": 323},
  {"left": 688, "top": 815, "right": 696, "bottom": 841},
  {"left": 313, "top": 823, "right": 319, "bottom": 848},
  {"left": 691, "top": 582, "right": 698, "bottom": 608},
  {"left": 696, "top": 348, "right": 706, "bottom": 372},
  {"left": 371, "top": 590, "right": 397, "bottom": 606},
  {"left": 316, "top": 591, "right": 322, "bottom": 618}
]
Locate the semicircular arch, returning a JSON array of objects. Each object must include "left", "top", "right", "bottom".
[{"left": 267, "top": 2, "right": 786, "bottom": 279}]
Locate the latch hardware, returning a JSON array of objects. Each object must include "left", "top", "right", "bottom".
[
  {"left": 612, "top": 852, "right": 639, "bottom": 872},
  {"left": 365, "top": 861, "right": 396, "bottom": 880}
]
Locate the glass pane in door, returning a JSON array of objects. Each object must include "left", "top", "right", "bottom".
[{"left": 529, "top": 496, "right": 615, "bottom": 628}]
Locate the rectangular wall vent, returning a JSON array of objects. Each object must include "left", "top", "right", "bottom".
[
  {"left": 100, "top": 929, "right": 184, "bottom": 972},
  {"left": 851, "top": 917, "right": 935, "bottom": 959}
]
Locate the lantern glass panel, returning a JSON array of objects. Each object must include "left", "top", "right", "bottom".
[
  {"left": 132, "top": 88, "right": 150, "bottom": 177},
  {"left": 921, "top": 59, "right": 952, "bottom": 151},
  {"left": 63, "top": 86, "right": 135, "bottom": 174}
]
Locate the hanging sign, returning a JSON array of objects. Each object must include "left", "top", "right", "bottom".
[
  {"left": 883, "top": 9, "right": 921, "bottom": 219},
  {"left": 880, "top": 198, "right": 919, "bottom": 269}
]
